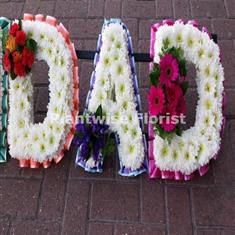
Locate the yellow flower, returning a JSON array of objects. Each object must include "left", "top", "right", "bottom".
[{"left": 6, "top": 35, "right": 17, "bottom": 52}]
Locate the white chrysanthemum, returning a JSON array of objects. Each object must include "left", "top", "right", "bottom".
[
  {"left": 212, "top": 107, "right": 223, "bottom": 129},
  {"left": 154, "top": 142, "right": 172, "bottom": 170},
  {"left": 173, "top": 22, "right": 184, "bottom": 47},
  {"left": 182, "top": 25, "right": 200, "bottom": 53},
  {"left": 108, "top": 103, "right": 122, "bottom": 129},
  {"left": 199, "top": 77, "right": 216, "bottom": 96},
  {"left": 119, "top": 140, "right": 144, "bottom": 170},
  {"left": 110, "top": 61, "right": 130, "bottom": 79}
]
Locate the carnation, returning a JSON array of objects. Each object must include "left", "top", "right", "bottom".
[
  {"left": 14, "top": 62, "right": 26, "bottom": 77},
  {"left": 16, "top": 30, "right": 27, "bottom": 46},
  {"left": 22, "top": 47, "right": 34, "bottom": 68},
  {"left": 10, "top": 23, "right": 20, "bottom": 36}
]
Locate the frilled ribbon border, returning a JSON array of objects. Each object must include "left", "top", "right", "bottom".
[
  {"left": 76, "top": 18, "right": 148, "bottom": 177},
  {"left": 148, "top": 19, "right": 226, "bottom": 180},
  {"left": 15, "top": 13, "right": 79, "bottom": 169}
]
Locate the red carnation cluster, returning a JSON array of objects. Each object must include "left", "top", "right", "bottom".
[
  {"left": 3, "top": 21, "right": 37, "bottom": 79},
  {"left": 148, "top": 49, "right": 188, "bottom": 135}
]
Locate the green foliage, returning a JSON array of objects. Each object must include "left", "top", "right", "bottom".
[
  {"left": 154, "top": 122, "right": 183, "bottom": 140},
  {"left": 102, "top": 133, "right": 115, "bottom": 158},
  {"left": 18, "top": 19, "right": 22, "bottom": 30},
  {"left": 175, "top": 124, "right": 182, "bottom": 136},
  {"left": 9, "top": 54, "right": 16, "bottom": 80},
  {"left": 154, "top": 124, "right": 173, "bottom": 139},
  {"left": 95, "top": 104, "right": 103, "bottom": 118},
  {"left": 149, "top": 63, "right": 160, "bottom": 86},
  {"left": 181, "top": 81, "right": 189, "bottom": 95},
  {"left": 179, "top": 59, "right": 187, "bottom": 76},
  {"left": 26, "top": 38, "right": 37, "bottom": 53}
]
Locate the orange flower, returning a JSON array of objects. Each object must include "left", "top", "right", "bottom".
[
  {"left": 6, "top": 35, "right": 17, "bottom": 52},
  {"left": 12, "top": 51, "right": 22, "bottom": 63}
]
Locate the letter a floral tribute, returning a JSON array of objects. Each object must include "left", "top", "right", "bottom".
[
  {"left": 74, "top": 19, "right": 147, "bottom": 176},
  {"left": 148, "top": 20, "right": 225, "bottom": 180},
  {"left": 6, "top": 14, "right": 78, "bottom": 168}
]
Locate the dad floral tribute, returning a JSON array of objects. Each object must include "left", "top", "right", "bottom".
[
  {"left": 7, "top": 14, "right": 78, "bottom": 168},
  {"left": 148, "top": 19, "right": 225, "bottom": 180},
  {"left": 75, "top": 19, "right": 147, "bottom": 176}
]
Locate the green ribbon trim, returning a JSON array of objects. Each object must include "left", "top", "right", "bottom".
[
  {"left": 0, "top": 147, "right": 7, "bottom": 162},
  {"left": 1, "top": 113, "right": 7, "bottom": 129}
]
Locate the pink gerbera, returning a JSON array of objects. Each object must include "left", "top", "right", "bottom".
[
  {"left": 175, "top": 96, "right": 186, "bottom": 115},
  {"left": 160, "top": 106, "right": 177, "bottom": 132},
  {"left": 159, "top": 54, "right": 179, "bottom": 86},
  {"left": 166, "top": 84, "right": 186, "bottom": 115},
  {"left": 148, "top": 86, "right": 165, "bottom": 116},
  {"left": 166, "top": 83, "right": 183, "bottom": 105}
]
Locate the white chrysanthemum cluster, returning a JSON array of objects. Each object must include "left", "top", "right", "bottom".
[
  {"left": 8, "top": 20, "right": 74, "bottom": 162},
  {"left": 88, "top": 23, "right": 145, "bottom": 170},
  {"left": 153, "top": 22, "right": 224, "bottom": 174}
]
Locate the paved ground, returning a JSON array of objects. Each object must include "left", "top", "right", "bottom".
[{"left": 0, "top": 0, "right": 234, "bottom": 234}]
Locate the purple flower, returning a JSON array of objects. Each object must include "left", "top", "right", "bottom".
[{"left": 73, "top": 114, "right": 110, "bottom": 162}]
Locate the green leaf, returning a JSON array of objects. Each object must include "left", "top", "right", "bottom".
[
  {"left": 17, "top": 45, "right": 24, "bottom": 52},
  {"left": 163, "top": 37, "right": 171, "bottom": 50},
  {"left": 26, "top": 38, "right": 37, "bottom": 52},
  {"left": 161, "top": 47, "right": 184, "bottom": 62},
  {"left": 9, "top": 56, "right": 16, "bottom": 79},
  {"left": 95, "top": 105, "right": 103, "bottom": 118},
  {"left": 25, "top": 66, "right": 31, "bottom": 74},
  {"left": 154, "top": 123, "right": 178, "bottom": 139},
  {"left": 175, "top": 124, "right": 182, "bottom": 136},
  {"left": 181, "top": 81, "right": 189, "bottom": 95},
  {"left": 102, "top": 134, "right": 115, "bottom": 158},
  {"left": 10, "top": 70, "right": 16, "bottom": 80},
  {"left": 149, "top": 64, "right": 160, "bottom": 86},
  {"left": 179, "top": 59, "right": 187, "bottom": 76},
  {"left": 84, "top": 143, "right": 92, "bottom": 161},
  {"left": 18, "top": 20, "right": 22, "bottom": 30}
]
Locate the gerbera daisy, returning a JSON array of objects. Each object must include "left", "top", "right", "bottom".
[
  {"left": 160, "top": 106, "right": 177, "bottom": 132},
  {"left": 148, "top": 86, "right": 165, "bottom": 116},
  {"left": 166, "top": 83, "right": 183, "bottom": 104},
  {"left": 159, "top": 54, "right": 179, "bottom": 85}
]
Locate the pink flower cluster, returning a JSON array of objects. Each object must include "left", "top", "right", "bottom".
[{"left": 148, "top": 53, "right": 186, "bottom": 132}]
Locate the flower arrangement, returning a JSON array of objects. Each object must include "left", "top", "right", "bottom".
[
  {"left": 7, "top": 14, "right": 78, "bottom": 168},
  {"left": 3, "top": 20, "right": 37, "bottom": 79},
  {"left": 148, "top": 46, "right": 188, "bottom": 137},
  {"left": 148, "top": 20, "right": 225, "bottom": 180},
  {"left": 73, "top": 105, "right": 114, "bottom": 171},
  {"left": 79, "top": 19, "right": 147, "bottom": 176},
  {"left": 0, "top": 17, "right": 10, "bottom": 163}
]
